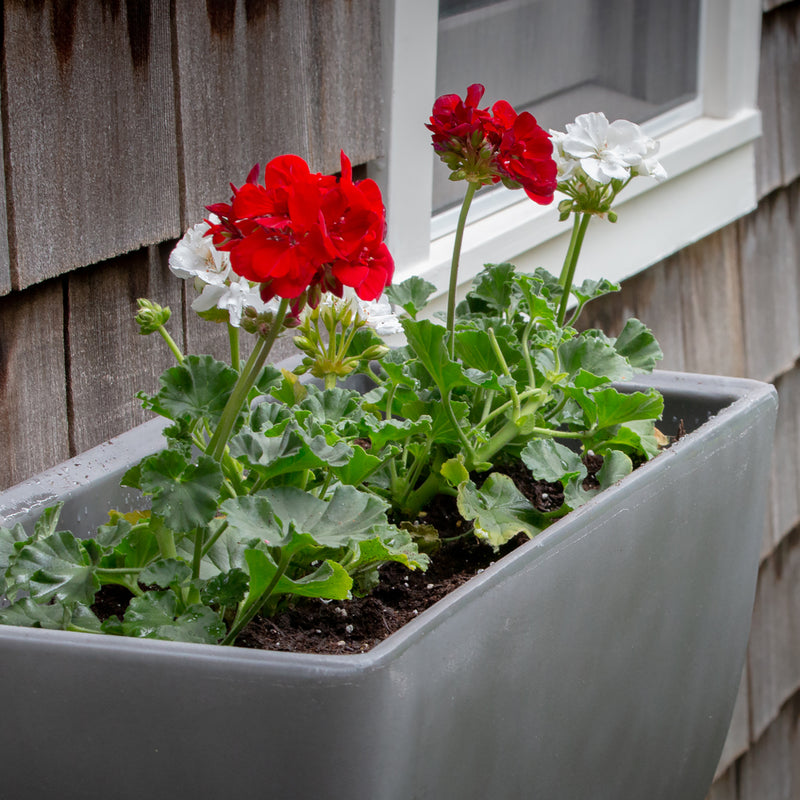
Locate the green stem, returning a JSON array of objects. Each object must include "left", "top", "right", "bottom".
[
  {"left": 446, "top": 181, "right": 479, "bottom": 358},
  {"left": 207, "top": 298, "right": 289, "bottom": 461},
  {"left": 151, "top": 515, "right": 178, "bottom": 560},
  {"left": 228, "top": 324, "right": 240, "bottom": 371},
  {"left": 157, "top": 325, "right": 184, "bottom": 363},
  {"left": 191, "top": 529, "right": 204, "bottom": 581},
  {"left": 200, "top": 520, "right": 229, "bottom": 560},
  {"left": 556, "top": 212, "right": 591, "bottom": 327},
  {"left": 487, "top": 327, "right": 519, "bottom": 418},
  {"left": 223, "top": 551, "right": 292, "bottom": 645}
]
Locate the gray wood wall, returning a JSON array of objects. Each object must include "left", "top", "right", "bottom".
[
  {"left": 0, "top": 0, "right": 382, "bottom": 487},
  {"left": 580, "top": 2, "right": 800, "bottom": 795}
]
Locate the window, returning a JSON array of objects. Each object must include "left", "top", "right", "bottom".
[{"left": 373, "top": 0, "right": 762, "bottom": 312}]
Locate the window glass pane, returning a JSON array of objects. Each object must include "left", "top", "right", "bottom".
[{"left": 433, "top": 0, "right": 701, "bottom": 214}]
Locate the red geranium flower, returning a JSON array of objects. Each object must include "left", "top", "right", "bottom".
[
  {"left": 492, "top": 102, "right": 557, "bottom": 205},
  {"left": 206, "top": 153, "right": 393, "bottom": 305},
  {"left": 427, "top": 86, "right": 557, "bottom": 206}
]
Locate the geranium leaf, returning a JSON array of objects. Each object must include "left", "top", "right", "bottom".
[
  {"left": 592, "top": 387, "right": 664, "bottom": 429},
  {"left": 201, "top": 568, "right": 249, "bottom": 608},
  {"left": 456, "top": 475, "right": 544, "bottom": 550},
  {"left": 122, "top": 590, "right": 225, "bottom": 644},
  {"left": 8, "top": 530, "right": 99, "bottom": 605},
  {"left": 613, "top": 318, "right": 663, "bottom": 372},
  {"left": 521, "top": 439, "right": 587, "bottom": 484},
  {"left": 467, "top": 263, "right": 516, "bottom": 313},
  {"left": 572, "top": 277, "right": 620, "bottom": 305},
  {"left": 33, "top": 502, "right": 64, "bottom": 540},
  {"left": 139, "top": 451, "right": 224, "bottom": 532},
  {"left": 597, "top": 450, "right": 633, "bottom": 487},
  {"left": 140, "top": 558, "right": 193, "bottom": 589},
  {"left": 0, "top": 598, "right": 72, "bottom": 629},
  {"left": 329, "top": 445, "right": 385, "bottom": 485},
  {"left": 0, "top": 522, "right": 32, "bottom": 595},
  {"left": 384, "top": 276, "right": 436, "bottom": 319},
  {"left": 147, "top": 355, "right": 239, "bottom": 426}
]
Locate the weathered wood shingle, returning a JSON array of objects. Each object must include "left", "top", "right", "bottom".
[
  {"left": 2, "top": 1, "right": 181, "bottom": 290},
  {"left": 174, "top": 0, "right": 384, "bottom": 227},
  {"left": 0, "top": 280, "right": 70, "bottom": 489}
]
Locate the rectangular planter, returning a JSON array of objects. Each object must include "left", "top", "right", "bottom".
[{"left": 0, "top": 371, "right": 777, "bottom": 800}]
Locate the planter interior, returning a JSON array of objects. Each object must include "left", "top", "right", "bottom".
[{"left": 0, "top": 370, "right": 778, "bottom": 800}]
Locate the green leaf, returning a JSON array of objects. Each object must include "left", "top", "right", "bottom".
[
  {"left": 201, "top": 568, "right": 249, "bottom": 607},
  {"left": 0, "top": 521, "right": 33, "bottom": 594},
  {"left": 95, "top": 517, "right": 133, "bottom": 550},
  {"left": 595, "top": 420, "right": 660, "bottom": 459},
  {"left": 558, "top": 334, "right": 633, "bottom": 381},
  {"left": 440, "top": 456, "right": 470, "bottom": 487},
  {"left": 299, "top": 387, "right": 362, "bottom": 428},
  {"left": 140, "top": 558, "right": 193, "bottom": 589},
  {"left": 454, "top": 328, "right": 522, "bottom": 377},
  {"left": 8, "top": 530, "right": 99, "bottom": 605},
  {"left": 596, "top": 450, "right": 633, "bottom": 487},
  {"left": 572, "top": 277, "right": 620, "bottom": 305},
  {"left": 384, "top": 276, "right": 436, "bottom": 319},
  {"left": 122, "top": 590, "right": 225, "bottom": 644},
  {"left": 521, "top": 439, "right": 587, "bottom": 484},
  {"left": 592, "top": 387, "right": 664, "bottom": 429},
  {"left": 229, "top": 424, "right": 352, "bottom": 482},
  {"left": 101, "top": 526, "right": 161, "bottom": 570},
  {"left": 243, "top": 548, "right": 352, "bottom": 607},
  {"left": 147, "top": 355, "right": 239, "bottom": 426},
  {"left": 329, "top": 445, "right": 386, "bottom": 486},
  {"left": 456, "top": 475, "right": 544, "bottom": 549},
  {"left": 467, "top": 263, "right": 516, "bottom": 314},
  {"left": 0, "top": 598, "right": 72, "bottom": 629},
  {"left": 139, "top": 451, "right": 224, "bottom": 532},
  {"left": 34, "top": 503, "right": 64, "bottom": 540},
  {"left": 613, "top": 318, "right": 663, "bottom": 372}
]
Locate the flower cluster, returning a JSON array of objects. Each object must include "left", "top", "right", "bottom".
[
  {"left": 205, "top": 152, "right": 393, "bottom": 308},
  {"left": 426, "top": 83, "right": 557, "bottom": 205},
  {"left": 169, "top": 218, "right": 275, "bottom": 328},
  {"left": 550, "top": 112, "right": 666, "bottom": 217}
]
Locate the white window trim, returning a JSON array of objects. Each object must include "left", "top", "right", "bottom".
[{"left": 373, "top": 0, "right": 762, "bottom": 314}]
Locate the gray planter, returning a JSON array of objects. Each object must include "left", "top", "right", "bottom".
[{"left": 0, "top": 371, "right": 777, "bottom": 800}]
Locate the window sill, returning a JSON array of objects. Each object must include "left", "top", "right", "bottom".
[{"left": 396, "top": 108, "right": 762, "bottom": 315}]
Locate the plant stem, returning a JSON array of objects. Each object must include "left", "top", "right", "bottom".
[
  {"left": 151, "top": 515, "right": 178, "bottom": 561},
  {"left": 223, "top": 551, "right": 292, "bottom": 645},
  {"left": 207, "top": 298, "right": 289, "bottom": 461},
  {"left": 228, "top": 323, "right": 240, "bottom": 371},
  {"left": 446, "top": 181, "right": 478, "bottom": 358},
  {"left": 556, "top": 212, "right": 591, "bottom": 326},
  {"left": 157, "top": 325, "right": 184, "bottom": 363}
]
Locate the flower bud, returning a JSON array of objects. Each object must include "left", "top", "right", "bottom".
[
  {"left": 607, "top": 211, "right": 618, "bottom": 223},
  {"left": 135, "top": 298, "right": 171, "bottom": 335}
]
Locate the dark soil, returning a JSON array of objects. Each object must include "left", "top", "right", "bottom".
[{"left": 92, "top": 452, "right": 615, "bottom": 656}]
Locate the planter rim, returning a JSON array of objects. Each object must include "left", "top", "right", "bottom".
[{"left": 0, "top": 369, "right": 777, "bottom": 676}]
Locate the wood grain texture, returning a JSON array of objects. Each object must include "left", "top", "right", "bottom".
[
  {"left": 755, "top": 9, "right": 784, "bottom": 200},
  {"left": 0, "top": 280, "right": 70, "bottom": 490},
  {"left": 575, "top": 256, "right": 686, "bottom": 372},
  {"left": 2, "top": 0, "right": 180, "bottom": 289},
  {"left": 706, "top": 766, "right": 738, "bottom": 800},
  {"left": 746, "top": 527, "right": 800, "bottom": 742},
  {"left": 677, "top": 226, "right": 747, "bottom": 377},
  {"left": 766, "top": 368, "right": 800, "bottom": 555},
  {"left": 738, "top": 693, "right": 800, "bottom": 800},
  {"left": 774, "top": 3, "right": 800, "bottom": 187},
  {"left": 0, "top": 80, "right": 10, "bottom": 296},
  {"left": 174, "top": 0, "right": 384, "bottom": 227},
  {"left": 66, "top": 246, "right": 183, "bottom": 454},
  {"left": 737, "top": 188, "right": 800, "bottom": 382}
]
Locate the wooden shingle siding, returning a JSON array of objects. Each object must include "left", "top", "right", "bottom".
[
  {"left": 746, "top": 524, "right": 800, "bottom": 743},
  {"left": 755, "top": 9, "right": 784, "bottom": 199},
  {"left": 66, "top": 246, "right": 183, "bottom": 454},
  {"left": 0, "top": 279, "right": 69, "bottom": 489},
  {"left": 174, "top": 0, "right": 384, "bottom": 227},
  {"left": 736, "top": 187, "right": 800, "bottom": 382},
  {"left": 737, "top": 694, "right": 800, "bottom": 799},
  {"left": 2, "top": 1, "right": 181, "bottom": 290},
  {"left": 0, "top": 83, "right": 10, "bottom": 296}
]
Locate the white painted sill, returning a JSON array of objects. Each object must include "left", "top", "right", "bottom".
[{"left": 395, "top": 108, "right": 762, "bottom": 317}]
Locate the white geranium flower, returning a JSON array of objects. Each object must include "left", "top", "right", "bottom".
[
  {"left": 554, "top": 112, "right": 659, "bottom": 185},
  {"left": 169, "top": 218, "right": 231, "bottom": 285},
  {"left": 190, "top": 275, "right": 276, "bottom": 328},
  {"left": 170, "top": 218, "right": 277, "bottom": 328},
  {"left": 355, "top": 295, "right": 404, "bottom": 336}
]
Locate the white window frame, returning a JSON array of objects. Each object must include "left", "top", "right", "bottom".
[{"left": 372, "top": 0, "right": 762, "bottom": 315}]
